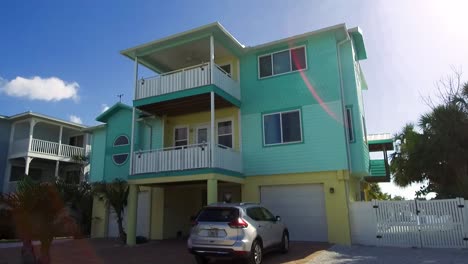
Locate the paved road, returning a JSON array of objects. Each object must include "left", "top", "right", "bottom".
[{"left": 307, "top": 245, "right": 468, "bottom": 264}]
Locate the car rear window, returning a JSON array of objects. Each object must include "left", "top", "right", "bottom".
[{"left": 197, "top": 207, "right": 239, "bottom": 222}]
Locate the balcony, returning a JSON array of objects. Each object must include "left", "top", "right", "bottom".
[
  {"left": 135, "top": 62, "right": 240, "bottom": 101},
  {"left": 9, "top": 138, "right": 90, "bottom": 161},
  {"left": 132, "top": 143, "right": 242, "bottom": 175}
]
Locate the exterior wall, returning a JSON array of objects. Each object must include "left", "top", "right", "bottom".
[
  {"left": 240, "top": 31, "right": 348, "bottom": 176},
  {"left": 163, "top": 107, "right": 240, "bottom": 151},
  {"left": 89, "top": 127, "right": 107, "bottom": 182},
  {"left": 340, "top": 41, "right": 369, "bottom": 177},
  {"left": 33, "top": 122, "right": 60, "bottom": 142},
  {"left": 137, "top": 117, "right": 163, "bottom": 151},
  {"left": 13, "top": 122, "right": 29, "bottom": 140},
  {"left": 0, "top": 119, "right": 11, "bottom": 191},
  {"left": 242, "top": 170, "right": 352, "bottom": 245},
  {"left": 91, "top": 195, "right": 109, "bottom": 238}
]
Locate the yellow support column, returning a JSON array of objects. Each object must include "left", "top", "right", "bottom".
[
  {"left": 207, "top": 179, "right": 218, "bottom": 204},
  {"left": 126, "top": 184, "right": 138, "bottom": 246},
  {"left": 150, "top": 187, "right": 164, "bottom": 240}
]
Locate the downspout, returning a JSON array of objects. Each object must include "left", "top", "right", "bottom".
[{"left": 337, "top": 33, "right": 353, "bottom": 245}]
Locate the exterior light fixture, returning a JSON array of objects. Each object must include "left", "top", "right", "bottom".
[{"left": 329, "top": 187, "right": 335, "bottom": 194}]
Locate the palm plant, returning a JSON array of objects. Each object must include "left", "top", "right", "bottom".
[{"left": 93, "top": 179, "right": 129, "bottom": 243}]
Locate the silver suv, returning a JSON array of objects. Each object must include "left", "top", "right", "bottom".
[{"left": 187, "top": 203, "right": 289, "bottom": 264}]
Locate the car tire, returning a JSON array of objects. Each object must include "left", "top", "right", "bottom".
[
  {"left": 246, "top": 240, "right": 263, "bottom": 264},
  {"left": 280, "top": 231, "right": 289, "bottom": 254},
  {"left": 194, "top": 255, "right": 208, "bottom": 264}
]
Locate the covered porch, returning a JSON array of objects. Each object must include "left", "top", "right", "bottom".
[{"left": 124, "top": 173, "right": 244, "bottom": 245}]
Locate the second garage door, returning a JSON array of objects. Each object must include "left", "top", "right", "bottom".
[{"left": 260, "top": 184, "right": 328, "bottom": 242}]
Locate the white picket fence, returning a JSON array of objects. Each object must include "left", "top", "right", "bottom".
[{"left": 350, "top": 199, "right": 468, "bottom": 248}]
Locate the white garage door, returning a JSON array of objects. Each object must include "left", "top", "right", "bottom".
[
  {"left": 260, "top": 185, "right": 328, "bottom": 242},
  {"left": 107, "top": 191, "right": 150, "bottom": 238}
]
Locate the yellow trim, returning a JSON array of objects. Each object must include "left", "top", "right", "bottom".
[
  {"left": 90, "top": 195, "right": 109, "bottom": 238},
  {"left": 150, "top": 187, "right": 164, "bottom": 240},
  {"left": 242, "top": 170, "right": 352, "bottom": 245}
]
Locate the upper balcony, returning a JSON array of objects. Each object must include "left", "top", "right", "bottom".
[{"left": 121, "top": 23, "right": 245, "bottom": 116}]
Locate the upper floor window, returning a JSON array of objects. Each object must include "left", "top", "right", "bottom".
[
  {"left": 346, "top": 107, "right": 355, "bottom": 142},
  {"left": 219, "top": 63, "right": 232, "bottom": 77},
  {"left": 69, "top": 135, "right": 84, "bottom": 147},
  {"left": 114, "top": 135, "right": 129, "bottom": 146},
  {"left": 258, "top": 46, "right": 307, "bottom": 78},
  {"left": 217, "top": 121, "right": 233, "bottom": 148},
  {"left": 174, "top": 127, "right": 188, "bottom": 147},
  {"left": 263, "top": 110, "right": 302, "bottom": 146},
  {"left": 113, "top": 153, "right": 128, "bottom": 165}
]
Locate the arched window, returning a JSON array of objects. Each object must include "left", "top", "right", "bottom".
[
  {"left": 114, "top": 135, "right": 129, "bottom": 146},
  {"left": 112, "top": 153, "right": 129, "bottom": 165}
]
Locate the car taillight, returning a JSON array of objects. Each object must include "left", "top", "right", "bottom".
[{"left": 228, "top": 218, "right": 248, "bottom": 228}]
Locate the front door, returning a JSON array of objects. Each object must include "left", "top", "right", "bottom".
[{"left": 196, "top": 125, "right": 210, "bottom": 145}]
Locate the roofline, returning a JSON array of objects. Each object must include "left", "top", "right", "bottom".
[
  {"left": 245, "top": 23, "right": 347, "bottom": 51},
  {"left": 82, "top": 124, "right": 106, "bottom": 132},
  {"left": 6, "top": 111, "right": 87, "bottom": 128},
  {"left": 120, "top": 22, "right": 245, "bottom": 58}
]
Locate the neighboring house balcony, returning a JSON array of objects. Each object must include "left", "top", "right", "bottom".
[
  {"left": 132, "top": 143, "right": 242, "bottom": 175},
  {"left": 365, "top": 133, "right": 394, "bottom": 182},
  {"left": 9, "top": 137, "right": 91, "bottom": 161}
]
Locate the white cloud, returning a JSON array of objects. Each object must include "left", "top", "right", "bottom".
[
  {"left": 0, "top": 76, "right": 79, "bottom": 101},
  {"left": 69, "top": 115, "right": 83, "bottom": 124},
  {"left": 101, "top": 104, "right": 110, "bottom": 113}
]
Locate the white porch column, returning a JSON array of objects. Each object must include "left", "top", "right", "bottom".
[
  {"left": 129, "top": 57, "right": 139, "bottom": 175},
  {"left": 24, "top": 156, "right": 33, "bottom": 175},
  {"left": 209, "top": 35, "right": 214, "bottom": 83},
  {"left": 27, "top": 119, "right": 36, "bottom": 152},
  {"left": 3, "top": 161, "right": 12, "bottom": 193},
  {"left": 58, "top": 125, "right": 63, "bottom": 156},
  {"left": 210, "top": 92, "right": 215, "bottom": 167},
  {"left": 54, "top": 160, "right": 60, "bottom": 178}
]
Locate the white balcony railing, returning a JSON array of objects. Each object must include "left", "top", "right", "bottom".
[
  {"left": 135, "top": 62, "right": 241, "bottom": 101},
  {"left": 132, "top": 143, "right": 242, "bottom": 175},
  {"left": 9, "top": 138, "right": 87, "bottom": 160},
  {"left": 30, "top": 138, "right": 59, "bottom": 156}
]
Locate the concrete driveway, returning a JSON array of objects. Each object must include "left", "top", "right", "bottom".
[
  {"left": 307, "top": 245, "right": 468, "bottom": 264},
  {"left": 0, "top": 239, "right": 329, "bottom": 264}
]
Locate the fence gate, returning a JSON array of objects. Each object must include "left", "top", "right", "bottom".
[{"left": 373, "top": 198, "right": 467, "bottom": 248}]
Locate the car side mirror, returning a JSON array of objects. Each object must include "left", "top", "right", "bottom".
[{"left": 276, "top": 216, "right": 281, "bottom": 222}]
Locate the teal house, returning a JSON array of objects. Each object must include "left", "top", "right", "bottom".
[{"left": 88, "top": 22, "right": 392, "bottom": 245}]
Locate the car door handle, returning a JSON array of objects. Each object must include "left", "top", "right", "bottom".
[{"left": 258, "top": 225, "right": 262, "bottom": 228}]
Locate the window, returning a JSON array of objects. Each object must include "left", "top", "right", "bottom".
[
  {"left": 346, "top": 107, "right": 355, "bottom": 142},
  {"left": 219, "top": 63, "right": 232, "bottom": 77},
  {"left": 217, "top": 121, "right": 233, "bottom": 148},
  {"left": 260, "top": 207, "right": 276, "bottom": 221},
  {"left": 197, "top": 208, "right": 239, "bottom": 222},
  {"left": 113, "top": 154, "right": 129, "bottom": 165},
  {"left": 263, "top": 110, "right": 302, "bottom": 145},
  {"left": 114, "top": 135, "right": 129, "bottom": 146},
  {"left": 247, "top": 207, "right": 266, "bottom": 221},
  {"left": 174, "top": 127, "right": 188, "bottom": 147},
  {"left": 258, "top": 46, "right": 307, "bottom": 78}
]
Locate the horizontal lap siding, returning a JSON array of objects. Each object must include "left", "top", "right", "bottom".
[{"left": 242, "top": 102, "right": 347, "bottom": 175}]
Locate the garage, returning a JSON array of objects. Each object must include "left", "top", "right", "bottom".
[
  {"left": 260, "top": 184, "right": 328, "bottom": 242},
  {"left": 108, "top": 191, "right": 150, "bottom": 238}
]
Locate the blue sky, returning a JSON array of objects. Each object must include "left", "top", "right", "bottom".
[{"left": 1, "top": 0, "right": 467, "bottom": 198}]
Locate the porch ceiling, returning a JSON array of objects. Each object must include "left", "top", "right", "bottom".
[
  {"left": 137, "top": 93, "right": 233, "bottom": 116},
  {"left": 141, "top": 38, "right": 233, "bottom": 72}
]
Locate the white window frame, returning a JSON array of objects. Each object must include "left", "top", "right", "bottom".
[
  {"left": 262, "top": 109, "right": 303, "bottom": 146},
  {"left": 195, "top": 124, "right": 210, "bottom": 144},
  {"left": 113, "top": 135, "right": 129, "bottom": 147},
  {"left": 173, "top": 125, "right": 189, "bottom": 147},
  {"left": 216, "top": 118, "right": 234, "bottom": 149},
  {"left": 258, "top": 45, "right": 308, "bottom": 79},
  {"left": 345, "top": 107, "right": 355, "bottom": 143}
]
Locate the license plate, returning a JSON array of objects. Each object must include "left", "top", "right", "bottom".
[{"left": 208, "top": 229, "right": 218, "bottom": 237}]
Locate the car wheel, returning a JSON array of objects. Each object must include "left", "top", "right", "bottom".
[
  {"left": 247, "top": 240, "right": 263, "bottom": 264},
  {"left": 194, "top": 255, "right": 208, "bottom": 264},
  {"left": 280, "top": 232, "right": 289, "bottom": 254}
]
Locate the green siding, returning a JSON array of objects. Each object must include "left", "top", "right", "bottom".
[
  {"left": 339, "top": 40, "right": 369, "bottom": 177},
  {"left": 89, "top": 127, "right": 106, "bottom": 182},
  {"left": 240, "top": 31, "right": 349, "bottom": 175}
]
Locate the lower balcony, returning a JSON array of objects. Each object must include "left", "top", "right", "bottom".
[{"left": 132, "top": 143, "right": 242, "bottom": 175}]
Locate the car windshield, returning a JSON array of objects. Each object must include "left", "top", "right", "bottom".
[{"left": 197, "top": 207, "right": 239, "bottom": 222}]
